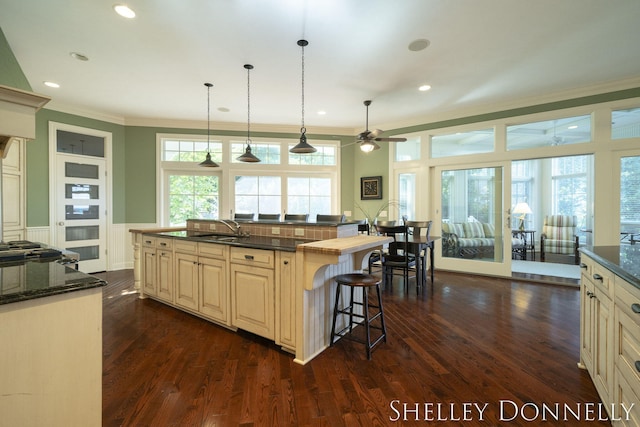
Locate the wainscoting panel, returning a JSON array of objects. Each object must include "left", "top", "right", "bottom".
[{"left": 27, "top": 227, "right": 50, "bottom": 245}]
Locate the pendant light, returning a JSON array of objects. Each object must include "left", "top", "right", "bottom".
[
  {"left": 290, "top": 39, "right": 317, "bottom": 154},
  {"left": 237, "top": 64, "right": 261, "bottom": 163},
  {"left": 199, "top": 82, "right": 220, "bottom": 167}
]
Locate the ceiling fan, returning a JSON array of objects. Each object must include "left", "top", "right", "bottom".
[{"left": 356, "top": 100, "right": 407, "bottom": 152}]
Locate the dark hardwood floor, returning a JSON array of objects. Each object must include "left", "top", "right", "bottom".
[{"left": 98, "top": 269, "right": 609, "bottom": 427}]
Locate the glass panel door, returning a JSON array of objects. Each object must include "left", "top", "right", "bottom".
[
  {"left": 620, "top": 152, "right": 640, "bottom": 244},
  {"left": 434, "top": 163, "right": 512, "bottom": 277},
  {"left": 56, "top": 155, "right": 107, "bottom": 272}
]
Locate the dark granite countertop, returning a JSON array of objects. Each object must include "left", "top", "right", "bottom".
[
  {"left": 147, "top": 230, "right": 315, "bottom": 252},
  {"left": 579, "top": 245, "right": 640, "bottom": 289},
  {"left": 0, "top": 259, "right": 107, "bottom": 305}
]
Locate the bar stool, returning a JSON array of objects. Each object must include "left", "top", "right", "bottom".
[{"left": 329, "top": 273, "right": 387, "bottom": 360}]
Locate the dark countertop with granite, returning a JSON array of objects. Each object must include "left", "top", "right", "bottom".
[
  {"left": 147, "top": 230, "right": 316, "bottom": 252},
  {"left": 0, "top": 260, "right": 107, "bottom": 306},
  {"left": 579, "top": 245, "right": 640, "bottom": 290}
]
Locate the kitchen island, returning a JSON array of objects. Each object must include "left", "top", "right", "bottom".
[
  {"left": 130, "top": 219, "right": 391, "bottom": 364},
  {"left": 578, "top": 245, "right": 640, "bottom": 425},
  {"left": 0, "top": 248, "right": 107, "bottom": 427}
]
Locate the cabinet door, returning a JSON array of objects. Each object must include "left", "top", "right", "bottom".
[
  {"left": 231, "top": 264, "right": 274, "bottom": 339},
  {"left": 199, "top": 256, "right": 228, "bottom": 323},
  {"left": 276, "top": 252, "right": 296, "bottom": 349},
  {"left": 175, "top": 252, "right": 199, "bottom": 310},
  {"left": 156, "top": 250, "right": 174, "bottom": 302},
  {"left": 593, "top": 285, "right": 613, "bottom": 406},
  {"left": 581, "top": 279, "right": 594, "bottom": 370},
  {"left": 141, "top": 246, "right": 157, "bottom": 296}
]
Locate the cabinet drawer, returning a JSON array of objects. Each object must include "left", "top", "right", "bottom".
[
  {"left": 614, "top": 368, "right": 640, "bottom": 427},
  {"left": 615, "top": 306, "right": 640, "bottom": 408},
  {"left": 589, "top": 260, "right": 613, "bottom": 296},
  {"left": 616, "top": 277, "right": 640, "bottom": 324},
  {"left": 174, "top": 239, "right": 198, "bottom": 254},
  {"left": 156, "top": 237, "right": 173, "bottom": 250},
  {"left": 142, "top": 235, "right": 157, "bottom": 247},
  {"left": 230, "top": 247, "right": 274, "bottom": 268},
  {"left": 199, "top": 242, "right": 227, "bottom": 259}
]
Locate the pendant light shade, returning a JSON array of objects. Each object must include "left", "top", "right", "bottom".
[
  {"left": 237, "top": 64, "right": 261, "bottom": 163},
  {"left": 290, "top": 39, "right": 317, "bottom": 154},
  {"left": 199, "top": 82, "right": 220, "bottom": 167}
]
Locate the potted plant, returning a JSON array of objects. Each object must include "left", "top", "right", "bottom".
[{"left": 355, "top": 200, "right": 402, "bottom": 229}]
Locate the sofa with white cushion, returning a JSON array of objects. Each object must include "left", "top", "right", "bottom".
[{"left": 442, "top": 221, "right": 524, "bottom": 259}]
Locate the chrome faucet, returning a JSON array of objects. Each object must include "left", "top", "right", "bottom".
[{"left": 218, "top": 219, "right": 240, "bottom": 235}]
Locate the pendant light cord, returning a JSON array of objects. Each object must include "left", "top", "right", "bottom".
[
  {"left": 247, "top": 65, "right": 251, "bottom": 144},
  {"left": 301, "top": 41, "right": 305, "bottom": 133}
]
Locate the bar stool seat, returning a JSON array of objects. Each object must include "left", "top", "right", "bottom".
[{"left": 330, "top": 273, "right": 387, "bottom": 360}]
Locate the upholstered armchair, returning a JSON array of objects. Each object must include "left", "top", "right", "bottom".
[{"left": 540, "top": 215, "right": 580, "bottom": 264}]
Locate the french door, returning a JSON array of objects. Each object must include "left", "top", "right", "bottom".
[
  {"left": 433, "top": 162, "right": 513, "bottom": 277},
  {"left": 50, "top": 123, "right": 110, "bottom": 273}
]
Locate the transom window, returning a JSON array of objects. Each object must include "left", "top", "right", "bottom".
[{"left": 158, "top": 135, "right": 340, "bottom": 226}]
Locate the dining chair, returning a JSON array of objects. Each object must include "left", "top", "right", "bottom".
[
  {"left": 374, "top": 224, "right": 417, "bottom": 290},
  {"left": 284, "top": 213, "right": 309, "bottom": 222},
  {"left": 405, "top": 220, "right": 432, "bottom": 287},
  {"left": 234, "top": 213, "right": 255, "bottom": 221},
  {"left": 316, "top": 214, "right": 346, "bottom": 223},
  {"left": 258, "top": 213, "right": 281, "bottom": 221}
]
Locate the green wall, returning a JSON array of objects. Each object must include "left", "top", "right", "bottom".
[{"left": 0, "top": 27, "right": 31, "bottom": 90}]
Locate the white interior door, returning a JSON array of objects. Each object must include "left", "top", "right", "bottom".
[{"left": 55, "top": 155, "right": 107, "bottom": 272}]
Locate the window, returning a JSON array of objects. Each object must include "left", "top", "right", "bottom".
[
  {"left": 507, "top": 115, "right": 591, "bottom": 151},
  {"left": 235, "top": 175, "right": 282, "bottom": 214},
  {"left": 163, "top": 138, "right": 223, "bottom": 163},
  {"left": 511, "top": 160, "right": 534, "bottom": 230},
  {"left": 168, "top": 174, "right": 219, "bottom": 225},
  {"left": 287, "top": 177, "right": 331, "bottom": 216},
  {"left": 398, "top": 173, "right": 416, "bottom": 219},
  {"left": 620, "top": 156, "right": 640, "bottom": 236},
  {"left": 612, "top": 107, "right": 640, "bottom": 140},
  {"left": 551, "top": 155, "right": 589, "bottom": 228},
  {"left": 431, "top": 129, "right": 494, "bottom": 158},
  {"left": 231, "top": 142, "right": 281, "bottom": 164},
  {"left": 288, "top": 145, "right": 336, "bottom": 165},
  {"left": 395, "top": 137, "right": 420, "bottom": 161},
  {"left": 158, "top": 135, "right": 339, "bottom": 226}
]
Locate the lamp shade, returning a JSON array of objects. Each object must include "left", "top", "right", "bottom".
[
  {"left": 513, "top": 202, "right": 533, "bottom": 215},
  {"left": 360, "top": 140, "right": 380, "bottom": 152}
]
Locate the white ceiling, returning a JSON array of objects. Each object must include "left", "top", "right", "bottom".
[{"left": 1, "top": 0, "right": 640, "bottom": 134}]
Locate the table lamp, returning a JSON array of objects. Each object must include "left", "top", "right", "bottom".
[{"left": 513, "top": 202, "right": 532, "bottom": 231}]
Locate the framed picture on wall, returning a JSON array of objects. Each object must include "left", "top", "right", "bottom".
[{"left": 360, "top": 176, "right": 382, "bottom": 200}]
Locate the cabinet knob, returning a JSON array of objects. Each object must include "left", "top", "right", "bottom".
[
  {"left": 579, "top": 263, "right": 587, "bottom": 269},
  {"left": 245, "top": 255, "right": 254, "bottom": 260},
  {"left": 636, "top": 361, "right": 640, "bottom": 373},
  {"left": 283, "top": 260, "right": 289, "bottom": 265},
  {"left": 592, "top": 273, "right": 603, "bottom": 282},
  {"left": 632, "top": 303, "right": 640, "bottom": 314}
]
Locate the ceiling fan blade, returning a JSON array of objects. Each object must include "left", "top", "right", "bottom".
[
  {"left": 375, "top": 137, "right": 408, "bottom": 142},
  {"left": 369, "top": 129, "right": 383, "bottom": 138}
]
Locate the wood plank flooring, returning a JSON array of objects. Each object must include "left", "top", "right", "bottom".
[{"left": 99, "top": 269, "right": 610, "bottom": 427}]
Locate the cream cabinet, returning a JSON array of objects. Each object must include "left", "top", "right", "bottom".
[
  {"left": 580, "top": 254, "right": 614, "bottom": 406},
  {"left": 198, "top": 242, "right": 228, "bottom": 324},
  {"left": 2, "top": 138, "right": 25, "bottom": 241},
  {"left": 141, "top": 236, "right": 174, "bottom": 301},
  {"left": 230, "top": 247, "right": 275, "bottom": 340},
  {"left": 276, "top": 251, "right": 296, "bottom": 351},
  {"left": 580, "top": 253, "right": 640, "bottom": 426},
  {"left": 614, "top": 276, "right": 640, "bottom": 427},
  {"left": 175, "top": 251, "right": 199, "bottom": 310}
]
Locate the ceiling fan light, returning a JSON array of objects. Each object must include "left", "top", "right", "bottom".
[{"left": 360, "top": 140, "right": 380, "bottom": 152}]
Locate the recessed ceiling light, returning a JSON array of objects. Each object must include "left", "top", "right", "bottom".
[
  {"left": 419, "top": 84, "right": 431, "bottom": 92},
  {"left": 70, "top": 52, "right": 89, "bottom": 61},
  {"left": 113, "top": 4, "right": 136, "bottom": 18},
  {"left": 217, "top": 107, "right": 230, "bottom": 113},
  {"left": 44, "top": 81, "right": 60, "bottom": 88},
  {"left": 408, "top": 39, "right": 430, "bottom": 52},
  {"left": 317, "top": 110, "right": 326, "bottom": 115}
]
